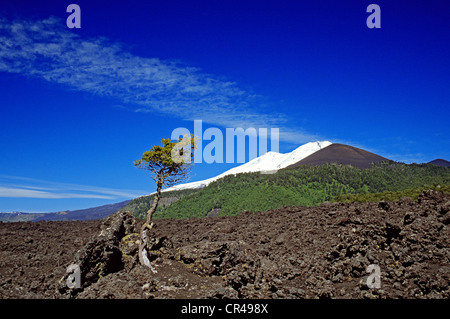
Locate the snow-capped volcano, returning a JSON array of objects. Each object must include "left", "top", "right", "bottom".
[{"left": 163, "top": 141, "right": 332, "bottom": 192}]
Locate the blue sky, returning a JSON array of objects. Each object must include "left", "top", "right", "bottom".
[{"left": 0, "top": 0, "right": 449, "bottom": 212}]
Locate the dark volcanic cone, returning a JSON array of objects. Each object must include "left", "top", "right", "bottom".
[
  {"left": 288, "top": 143, "right": 389, "bottom": 169},
  {"left": 428, "top": 159, "right": 450, "bottom": 167}
]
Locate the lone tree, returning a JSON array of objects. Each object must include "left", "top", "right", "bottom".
[{"left": 134, "top": 135, "right": 197, "bottom": 270}]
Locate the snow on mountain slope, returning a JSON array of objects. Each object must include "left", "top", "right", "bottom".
[
  {"left": 163, "top": 141, "right": 332, "bottom": 192},
  {"left": 275, "top": 141, "right": 332, "bottom": 169}
]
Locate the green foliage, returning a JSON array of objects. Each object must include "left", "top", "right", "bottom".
[
  {"left": 127, "top": 162, "right": 450, "bottom": 219},
  {"left": 134, "top": 135, "right": 198, "bottom": 188},
  {"left": 133, "top": 135, "right": 199, "bottom": 223},
  {"left": 332, "top": 184, "right": 450, "bottom": 203}
]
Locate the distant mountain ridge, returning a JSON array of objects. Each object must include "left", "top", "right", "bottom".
[
  {"left": 0, "top": 200, "right": 130, "bottom": 222},
  {"left": 0, "top": 212, "right": 45, "bottom": 222}
]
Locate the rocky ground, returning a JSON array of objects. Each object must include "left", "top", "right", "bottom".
[{"left": 0, "top": 190, "right": 448, "bottom": 299}]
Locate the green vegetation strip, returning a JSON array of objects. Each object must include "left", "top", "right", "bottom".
[
  {"left": 332, "top": 184, "right": 450, "bottom": 203},
  {"left": 124, "top": 162, "right": 450, "bottom": 219}
]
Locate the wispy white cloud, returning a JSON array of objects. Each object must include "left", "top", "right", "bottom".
[
  {"left": 0, "top": 186, "right": 115, "bottom": 199},
  {"left": 0, "top": 175, "right": 147, "bottom": 199},
  {"left": 0, "top": 16, "right": 318, "bottom": 144}
]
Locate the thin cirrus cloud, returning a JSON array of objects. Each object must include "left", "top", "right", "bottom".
[
  {"left": 0, "top": 175, "right": 147, "bottom": 199},
  {"left": 0, "top": 186, "right": 114, "bottom": 199},
  {"left": 0, "top": 16, "right": 318, "bottom": 144}
]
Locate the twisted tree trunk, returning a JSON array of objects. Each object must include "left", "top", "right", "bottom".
[{"left": 138, "top": 181, "right": 162, "bottom": 272}]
